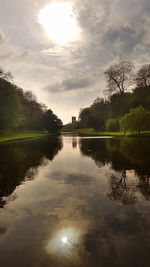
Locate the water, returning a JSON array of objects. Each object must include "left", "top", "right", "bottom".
[{"left": 0, "top": 136, "right": 150, "bottom": 267}]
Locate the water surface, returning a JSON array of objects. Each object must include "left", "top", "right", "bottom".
[{"left": 0, "top": 136, "right": 150, "bottom": 267}]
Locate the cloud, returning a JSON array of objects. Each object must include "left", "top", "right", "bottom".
[
  {"left": 0, "top": 30, "right": 4, "bottom": 43},
  {"left": 0, "top": 0, "right": 150, "bottom": 122},
  {"left": 44, "top": 77, "right": 93, "bottom": 93},
  {"left": 62, "top": 77, "right": 93, "bottom": 90}
]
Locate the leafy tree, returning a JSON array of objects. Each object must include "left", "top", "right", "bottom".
[
  {"left": 119, "top": 106, "right": 150, "bottom": 133},
  {"left": 105, "top": 118, "right": 119, "bottom": 132},
  {"left": 43, "top": 109, "right": 63, "bottom": 133},
  {"left": 132, "top": 86, "right": 150, "bottom": 110},
  {"left": 0, "top": 68, "right": 62, "bottom": 133},
  {"left": 108, "top": 92, "right": 132, "bottom": 118},
  {"left": 16, "top": 88, "right": 45, "bottom": 130},
  {"left": 90, "top": 98, "right": 108, "bottom": 131},
  {"left": 0, "top": 79, "right": 22, "bottom": 130},
  {"left": 104, "top": 61, "right": 134, "bottom": 96},
  {"left": 79, "top": 107, "right": 92, "bottom": 128},
  {"left": 135, "top": 64, "right": 150, "bottom": 87}
]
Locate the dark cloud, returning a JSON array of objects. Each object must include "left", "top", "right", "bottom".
[
  {"left": 62, "top": 77, "right": 92, "bottom": 90},
  {"left": 75, "top": 0, "right": 150, "bottom": 65},
  {"left": 44, "top": 77, "right": 93, "bottom": 93},
  {"left": 0, "top": 0, "right": 150, "bottom": 122}
]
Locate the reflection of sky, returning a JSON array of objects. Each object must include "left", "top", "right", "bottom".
[
  {"left": 46, "top": 227, "right": 79, "bottom": 256},
  {"left": 0, "top": 137, "right": 150, "bottom": 266}
]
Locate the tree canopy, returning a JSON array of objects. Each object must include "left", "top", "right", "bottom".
[
  {"left": 119, "top": 106, "right": 150, "bottom": 133},
  {"left": 135, "top": 64, "right": 150, "bottom": 88},
  {"left": 0, "top": 68, "right": 62, "bottom": 133},
  {"left": 77, "top": 61, "right": 150, "bottom": 133}
]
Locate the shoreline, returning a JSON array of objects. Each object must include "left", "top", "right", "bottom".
[
  {"left": 61, "top": 128, "right": 150, "bottom": 137},
  {"left": 0, "top": 132, "right": 49, "bottom": 144}
]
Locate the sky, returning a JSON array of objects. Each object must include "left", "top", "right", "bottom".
[{"left": 0, "top": 0, "right": 150, "bottom": 123}]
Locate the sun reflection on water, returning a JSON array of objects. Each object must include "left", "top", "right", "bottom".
[{"left": 46, "top": 227, "right": 79, "bottom": 256}]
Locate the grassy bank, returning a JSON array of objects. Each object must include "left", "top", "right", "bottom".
[
  {"left": 0, "top": 131, "right": 48, "bottom": 143},
  {"left": 61, "top": 128, "right": 150, "bottom": 137}
]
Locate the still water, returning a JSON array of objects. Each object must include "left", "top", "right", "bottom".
[{"left": 0, "top": 136, "right": 150, "bottom": 267}]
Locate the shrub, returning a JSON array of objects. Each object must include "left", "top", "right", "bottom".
[{"left": 119, "top": 106, "right": 150, "bottom": 133}]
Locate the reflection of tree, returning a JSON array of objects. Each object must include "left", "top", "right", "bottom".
[
  {"left": 108, "top": 170, "right": 137, "bottom": 205},
  {"left": 0, "top": 137, "right": 62, "bottom": 208},
  {"left": 80, "top": 137, "right": 150, "bottom": 202},
  {"left": 79, "top": 138, "right": 110, "bottom": 166},
  {"left": 72, "top": 137, "right": 77, "bottom": 148},
  {"left": 138, "top": 175, "right": 150, "bottom": 200}
]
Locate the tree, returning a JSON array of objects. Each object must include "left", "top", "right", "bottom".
[
  {"left": 104, "top": 61, "right": 134, "bottom": 96},
  {"left": 135, "top": 64, "right": 150, "bottom": 87},
  {"left": 0, "top": 68, "right": 13, "bottom": 82},
  {"left": 119, "top": 106, "right": 150, "bottom": 133},
  {"left": 105, "top": 118, "right": 119, "bottom": 132},
  {"left": 0, "top": 79, "right": 22, "bottom": 130},
  {"left": 132, "top": 86, "right": 150, "bottom": 110},
  {"left": 109, "top": 92, "right": 132, "bottom": 118},
  {"left": 16, "top": 88, "right": 45, "bottom": 130},
  {"left": 90, "top": 98, "right": 108, "bottom": 131},
  {"left": 43, "top": 109, "right": 63, "bottom": 133},
  {"left": 79, "top": 107, "right": 92, "bottom": 128}
]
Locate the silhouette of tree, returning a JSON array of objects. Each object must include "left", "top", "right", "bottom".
[
  {"left": 104, "top": 61, "right": 134, "bottom": 96},
  {"left": 0, "top": 68, "right": 13, "bottom": 82},
  {"left": 135, "top": 64, "right": 150, "bottom": 87},
  {"left": 43, "top": 109, "right": 63, "bottom": 133}
]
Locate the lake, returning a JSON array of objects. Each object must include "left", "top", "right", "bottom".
[{"left": 0, "top": 135, "right": 150, "bottom": 267}]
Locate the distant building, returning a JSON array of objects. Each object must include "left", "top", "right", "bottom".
[{"left": 72, "top": 116, "right": 76, "bottom": 123}]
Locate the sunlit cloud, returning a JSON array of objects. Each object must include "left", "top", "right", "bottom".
[
  {"left": 0, "top": 0, "right": 150, "bottom": 123},
  {"left": 37, "top": 2, "right": 80, "bottom": 45}
]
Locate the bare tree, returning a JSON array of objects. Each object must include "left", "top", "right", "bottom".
[
  {"left": 0, "top": 68, "right": 14, "bottom": 82},
  {"left": 104, "top": 61, "right": 134, "bottom": 96},
  {"left": 135, "top": 64, "right": 150, "bottom": 88}
]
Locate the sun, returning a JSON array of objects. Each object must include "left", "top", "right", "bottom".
[{"left": 37, "top": 2, "right": 79, "bottom": 45}]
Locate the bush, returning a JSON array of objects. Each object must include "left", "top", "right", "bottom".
[{"left": 119, "top": 106, "right": 150, "bottom": 133}]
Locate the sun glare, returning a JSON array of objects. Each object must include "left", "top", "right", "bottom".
[
  {"left": 38, "top": 2, "right": 79, "bottom": 45},
  {"left": 62, "top": 236, "right": 68, "bottom": 244}
]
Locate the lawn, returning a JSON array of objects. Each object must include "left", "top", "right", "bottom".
[
  {"left": 0, "top": 131, "right": 48, "bottom": 143},
  {"left": 61, "top": 128, "right": 150, "bottom": 137}
]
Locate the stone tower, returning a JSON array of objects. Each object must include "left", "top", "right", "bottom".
[{"left": 72, "top": 116, "right": 76, "bottom": 123}]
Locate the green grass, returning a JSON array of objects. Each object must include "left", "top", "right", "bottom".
[
  {"left": 0, "top": 131, "right": 48, "bottom": 143},
  {"left": 61, "top": 128, "right": 150, "bottom": 137}
]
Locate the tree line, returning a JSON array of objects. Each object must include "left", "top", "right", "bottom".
[
  {"left": 78, "top": 61, "right": 150, "bottom": 133},
  {"left": 0, "top": 68, "right": 62, "bottom": 133}
]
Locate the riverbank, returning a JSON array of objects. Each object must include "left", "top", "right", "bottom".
[
  {"left": 0, "top": 131, "right": 48, "bottom": 143},
  {"left": 61, "top": 128, "right": 150, "bottom": 137}
]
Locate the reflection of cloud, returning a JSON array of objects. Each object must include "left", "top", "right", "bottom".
[
  {"left": 46, "top": 227, "right": 79, "bottom": 256},
  {"left": 1, "top": 137, "right": 150, "bottom": 265},
  {"left": 65, "top": 173, "right": 92, "bottom": 185},
  {"left": 0, "top": 226, "right": 7, "bottom": 235}
]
